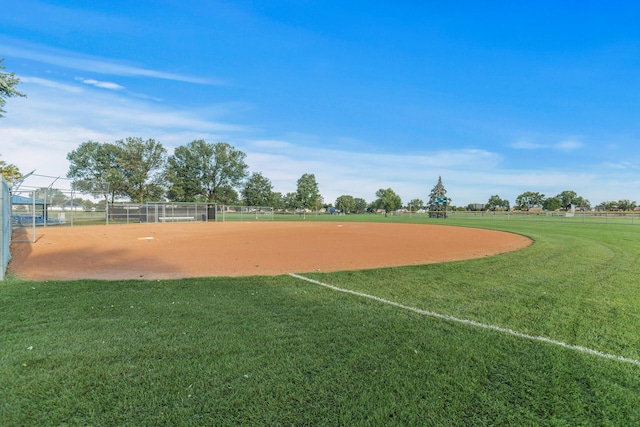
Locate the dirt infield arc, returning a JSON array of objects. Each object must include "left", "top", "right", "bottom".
[{"left": 9, "top": 222, "right": 531, "bottom": 281}]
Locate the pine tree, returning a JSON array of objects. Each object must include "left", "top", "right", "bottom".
[{"left": 428, "top": 176, "right": 449, "bottom": 218}]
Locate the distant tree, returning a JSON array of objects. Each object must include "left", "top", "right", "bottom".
[
  {"left": 427, "top": 176, "right": 449, "bottom": 218},
  {"left": 115, "top": 137, "right": 167, "bottom": 202},
  {"left": 0, "top": 154, "right": 21, "bottom": 183},
  {"left": 0, "top": 58, "right": 26, "bottom": 118},
  {"left": 596, "top": 201, "right": 617, "bottom": 211},
  {"left": 374, "top": 188, "right": 402, "bottom": 216},
  {"left": 165, "top": 140, "right": 248, "bottom": 204},
  {"left": 486, "top": 195, "right": 509, "bottom": 211},
  {"left": 354, "top": 197, "right": 368, "bottom": 214},
  {"left": 555, "top": 190, "right": 578, "bottom": 210},
  {"left": 515, "top": 191, "right": 545, "bottom": 211},
  {"left": 215, "top": 185, "right": 240, "bottom": 204},
  {"left": 165, "top": 140, "right": 210, "bottom": 202},
  {"left": 617, "top": 199, "right": 637, "bottom": 211},
  {"left": 335, "top": 195, "right": 356, "bottom": 213},
  {"left": 555, "top": 190, "right": 590, "bottom": 211},
  {"left": 543, "top": 197, "right": 562, "bottom": 211},
  {"left": 242, "top": 172, "right": 274, "bottom": 206},
  {"left": 283, "top": 192, "right": 298, "bottom": 211},
  {"left": 407, "top": 198, "right": 424, "bottom": 212},
  {"left": 573, "top": 196, "right": 591, "bottom": 210},
  {"left": 35, "top": 188, "right": 68, "bottom": 206},
  {"left": 67, "top": 141, "right": 126, "bottom": 203},
  {"left": 271, "top": 192, "right": 285, "bottom": 210},
  {"left": 295, "top": 173, "right": 322, "bottom": 211},
  {"left": 75, "top": 197, "right": 95, "bottom": 210}
]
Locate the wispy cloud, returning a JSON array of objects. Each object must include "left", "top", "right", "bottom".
[
  {"left": 20, "top": 76, "right": 83, "bottom": 93},
  {"left": 603, "top": 161, "right": 639, "bottom": 170},
  {"left": 76, "top": 78, "right": 124, "bottom": 90},
  {"left": 0, "top": 40, "right": 222, "bottom": 85},
  {"left": 249, "top": 139, "right": 295, "bottom": 149},
  {"left": 511, "top": 140, "right": 544, "bottom": 149},
  {"left": 511, "top": 138, "right": 583, "bottom": 151},
  {"left": 555, "top": 139, "right": 583, "bottom": 150}
]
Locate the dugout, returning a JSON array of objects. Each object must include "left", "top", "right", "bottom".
[
  {"left": 108, "top": 202, "right": 210, "bottom": 223},
  {"left": 11, "top": 194, "right": 48, "bottom": 225}
]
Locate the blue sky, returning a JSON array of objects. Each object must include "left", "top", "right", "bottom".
[{"left": 2, "top": 1, "right": 640, "bottom": 206}]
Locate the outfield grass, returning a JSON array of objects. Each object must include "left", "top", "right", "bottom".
[{"left": 2, "top": 216, "right": 640, "bottom": 425}]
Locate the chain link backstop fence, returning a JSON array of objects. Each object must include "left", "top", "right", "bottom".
[{"left": 1, "top": 176, "right": 11, "bottom": 280}]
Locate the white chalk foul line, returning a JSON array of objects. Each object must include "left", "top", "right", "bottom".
[{"left": 289, "top": 273, "right": 640, "bottom": 367}]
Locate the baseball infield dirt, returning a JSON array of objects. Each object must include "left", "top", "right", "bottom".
[{"left": 8, "top": 221, "right": 531, "bottom": 281}]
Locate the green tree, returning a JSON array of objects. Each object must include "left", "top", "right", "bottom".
[
  {"left": 215, "top": 185, "right": 240, "bottom": 205},
  {"left": 66, "top": 141, "right": 126, "bottom": 203},
  {"left": 543, "top": 197, "right": 562, "bottom": 211},
  {"left": 295, "top": 173, "right": 321, "bottom": 211},
  {"left": 486, "top": 195, "right": 509, "bottom": 211},
  {"left": 515, "top": 191, "right": 545, "bottom": 211},
  {"left": 335, "top": 195, "right": 356, "bottom": 213},
  {"left": 0, "top": 155, "right": 21, "bottom": 183},
  {"left": 74, "top": 197, "right": 95, "bottom": 210},
  {"left": 407, "top": 198, "right": 424, "bottom": 212},
  {"left": 115, "top": 137, "right": 167, "bottom": 202},
  {"left": 555, "top": 190, "right": 577, "bottom": 210},
  {"left": 165, "top": 140, "right": 210, "bottom": 202},
  {"left": 0, "top": 58, "right": 26, "bottom": 117},
  {"left": 427, "top": 176, "right": 449, "bottom": 218},
  {"left": 35, "top": 188, "right": 68, "bottom": 206},
  {"left": 166, "top": 140, "right": 248, "bottom": 203},
  {"left": 354, "top": 197, "right": 367, "bottom": 214},
  {"left": 596, "top": 201, "right": 617, "bottom": 211},
  {"left": 374, "top": 188, "right": 402, "bottom": 216},
  {"left": 271, "top": 192, "right": 285, "bottom": 210},
  {"left": 283, "top": 192, "right": 298, "bottom": 211},
  {"left": 573, "top": 196, "right": 591, "bottom": 210},
  {"left": 242, "top": 172, "right": 274, "bottom": 206},
  {"left": 555, "top": 190, "right": 592, "bottom": 211},
  {"left": 617, "top": 199, "right": 637, "bottom": 211}
]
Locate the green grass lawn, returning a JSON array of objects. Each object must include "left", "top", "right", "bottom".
[{"left": 2, "top": 215, "right": 640, "bottom": 425}]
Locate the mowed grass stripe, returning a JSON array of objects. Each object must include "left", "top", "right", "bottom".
[{"left": 290, "top": 273, "right": 640, "bottom": 366}]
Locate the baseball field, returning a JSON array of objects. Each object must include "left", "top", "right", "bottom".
[{"left": 2, "top": 215, "right": 639, "bottom": 425}]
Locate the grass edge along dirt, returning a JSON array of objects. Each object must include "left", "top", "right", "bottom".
[{"left": 2, "top": 215, "right": 640, "bottom": 425}]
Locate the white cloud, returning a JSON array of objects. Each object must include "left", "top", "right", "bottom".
[
  {"left": 511, "top": 138, "right": 583, "bottom": 151},
  {"left": 555, "top": 139, "right": 583, "bottom": 150},
  {"left": 77, "top": 78, "right": 124, "bottom": 90},
  {"left": 249, "top": 139, "right": 294, "bottom": 149},
  {"left": 511, "top": 140, "right": 544, "bottom": 149}
]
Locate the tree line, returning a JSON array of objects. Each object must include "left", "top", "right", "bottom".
[
  {"left": 5, "top": 135, "right": 638, "bottom": 214},
  {"left": 65, "top": 138, "right": 325, "bottom": 211},
  {"left": 483, "top": 191, "right": 637, "bottom": 212},
  {"left": 62, "top": 138, "right": 455, "bottom": 215}
]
